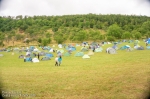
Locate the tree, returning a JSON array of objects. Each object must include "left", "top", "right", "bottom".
[
  {"left": 26, "top": 39, "right": 30, "bottom": 46},
  {"left": 121, "top": 31, "right": 131, "bottom": 39},
  {"left": 54, "top": 32, "right": 66, "bottom": 44},
  {"left": 134, "top": 32, "right": 142, "bottom": 39},
  {"left": 76, "top": 30, "right": 87, "bottom": 42},
  {"left": 107, "top": 36, "right": 115, "bottom": 41},
  {"left": 89, "top": 30, "right": 101, "bottom": 41},
  {"left": 140, "top": 21, "right": 150, "bottom": 36},
  {"left": 107, "top": 24, "right": 122, "bottom": 39},
  {"left": 0, "top": 32, "right": 5, "bottom": 46},
  {"left": 131, "top": 30, "right": 142, "bottom": 39},
  {"left": 41, "top": 38, "right": 49, "bottom": 46}
]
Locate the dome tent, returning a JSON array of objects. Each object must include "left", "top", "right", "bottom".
[
  {"left": 74, "top": 52, "right": 84, "bottom": 57},
  {"left": 106, "top": 47, "right": 116, "bottom": 54},
  {"left": 95, "top": 47, "right": 103, "bottom": 52},
  {"left": 41, "top": 56, "right": 50, "bottom": 61},
  {"left": 64, "top": 52, "right": 71, "bottom": 56},
  {"left": 32, "top": 58, "right": 39, "bottom": 63},
  {"left": 88, "top": 50, "right": 94, "bottom": 56},
  {"left": 82, "top": 54, "right": 90, "bottom": 59}
]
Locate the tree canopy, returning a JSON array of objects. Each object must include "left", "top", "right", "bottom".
[{"left": 0, "top": 14, "right": 150, "bottom": 45}]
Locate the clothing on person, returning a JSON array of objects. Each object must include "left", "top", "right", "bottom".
[
  {"left": 55, "top": 57, "right": 59, "bottom": 66},
  {"left": 58, "top": 56, "right": 62, "bottom": 66},
  {"left": 24, "top": 56, "right": 26, "bottom": 62},
  {"left": 37, "top": 53, "right": 40, "bottom": 59}
]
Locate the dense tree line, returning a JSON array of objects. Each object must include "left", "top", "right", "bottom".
[{"left": 0, "top": 14, "right": 150, "bottom": 46}]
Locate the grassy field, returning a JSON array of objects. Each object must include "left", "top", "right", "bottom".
[{"left": 0, "top": 42, "right": 150, "bottom": 99}]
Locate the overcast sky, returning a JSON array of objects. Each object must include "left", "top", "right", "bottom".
[{"left": 0, "top": 0, "right": 150, "bottom": 16}]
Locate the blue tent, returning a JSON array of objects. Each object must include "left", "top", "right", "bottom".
[
  {"left": 146, "top": 38, "right": 150, "bottom": 44},
  {"left": 120, "top": 46, "right": 128, "bottom": 50},
  {"left": 66, "top": 46, "right": 76, "bottom": 51},
  {"left": 45, "top": 53, "right": 53, "bottom": 58},
  {"left": 29, "top": 46, "right": 35, "bottom": 51},
  {"left": 41, "top": 56, "right": 50, "bottom": 61},
  {"left": 25, "top": 57, "right": 32, "bottom": 62},
  {"left": 42, "top": 46, "right": 51, "bottom": 50},
  {"left": 146, "top": 46, "right": 150, "bottom": 50}
]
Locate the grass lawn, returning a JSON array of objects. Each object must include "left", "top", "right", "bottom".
[{"left": 0, "top": 42, "right": 150, "bottom": 99}]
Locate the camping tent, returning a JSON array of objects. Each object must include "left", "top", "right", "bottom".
[
  {"left": 106, "top": 47, "right": 116, "bottom": 54},
  {"left": 0, "top": 54, "right": 3, "bottom": 57},
  {"left": 66, "top": 47, "right": 76, "bottom": 51},
  {"left": 26, "top": 51, "right": 31, "bottom": 56},
  {"left": 88, "top": 50, "right": 94, "bottom": 56},
  {"left": 74, "top": 52, "right": 84, "bottom": 57},
  {"left": 136, "top": 46, "right": 144, "bottom": 50},
  {"left": 13, "top": 48, "right": 20, "bottom": 53},
  {"left": 45, "top": 53, "right": 54, "bottom": 58},
  {"left": 19, "top": 55, "right": 24, "bottom": 58},
  {"left": 146, "top": 38, "right": 150, "bottom": 44},
  {"left": 134, "top": 45, "right": 140, "bottom": 49},
  {"left": 42, "top": 46, "right": 51, "bottom": 50},
  {"left": 95, "top": 48, "right": 103, "bottom": 52},
  {"left": 39, "top": 51, "right": 46, "bottom": 56},
  {"left": 57, "top": 49, "right": 64, "bottom": 53},
  {"left": 33, "top": 48, "right": 40, "bottom": 52},
  {"left": 120, "top": 45, "right": 130, "bottom": 50},
  {"left": 41, "top": 57, "right": 50, "bottom": 61},
  {"left": 49, "top": 48, "right": 54, "bottom": 52},
  {"left": 58, "top": 44, "right": 63, "bottom": 48},
  {"left": 32, "top": 58, "right": 39, "bottom": 63},
  {"left": 25, "top": 57, "right": 32, "bottom": 62},
  {"left": 64, "top": 52, "right": 71, "bottom": 56},
  {"left": 82, "top": 54, "right": 90, "bottom": 59},
  {"left": 147, "top": 46, "right": 150, "bottom": 50},
  {"left": 81, "top": 47, "right": 88, "bottom": 52}
]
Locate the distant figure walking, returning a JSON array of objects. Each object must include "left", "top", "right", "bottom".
[
  {"left": 58, "top": 56, "right": 62, "bottom": 66},
  {"left": 37, "top": 53, "right": 40, "bottom": 60},
  {"left": 55, "top": 56, "right": 59, "bottom": 66},
  {"left": 24, "top": 56, "right": 26, "bottom": 62}
]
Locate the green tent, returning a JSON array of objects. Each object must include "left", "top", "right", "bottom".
[
  {"left": 81, "top": 47, "right": 88, "bottom": 52},
  {"left": 74, "top": 52, "right": 84, "bottom": 57},
  {"left": 64, "top": 52, "right": 70, "bottom": 56},
  {"left": 95, "top": 48, "right": 103, "bottom": 52}
]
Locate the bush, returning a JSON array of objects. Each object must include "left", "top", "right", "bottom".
[{"left": 107, "top": 36, "right": 115, "bottom": 41}]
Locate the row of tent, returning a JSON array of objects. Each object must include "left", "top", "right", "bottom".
[{"left": 120, "top": 45, "right": 150, "bottom": 50}]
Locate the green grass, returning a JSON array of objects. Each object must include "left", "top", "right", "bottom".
[{"left": 0, "top": 42, "right": 150, "bottom": 99}]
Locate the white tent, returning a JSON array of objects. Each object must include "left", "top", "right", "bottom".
[
  {"left": 106, "top": 47, "right": 116, "bottom": 54},
  {"left": 33, "top": 48, "right": 40, "bottom": 52},
  {"left": 32, "top": 58, "right": 39, "bottom": 63},
  {"left": 0, "top": 54, "right": 3, "bottom": 57},
  {"left": 58, "top": 44, "right": 63, "bottom": 48},
  {"left": 49, "top": 48, "right": 54, "bottom": 52},
  {"left": 88, "top": 50, "right": 94, "bottom": 56},
  {"left": 26, "top": 51, "right": 31, "bottom": 55},
  {"left": 82, "top": 54, "right": 90, "bottom": 59}
]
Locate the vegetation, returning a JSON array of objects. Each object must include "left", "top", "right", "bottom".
[{"left": 0, "top": 14, "right": 150, "bottom": 46}]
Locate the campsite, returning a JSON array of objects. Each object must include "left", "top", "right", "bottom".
[
  {"left": 0, "top": 11, "right": 150, "bottom": 98},
  {"left": 0, "top": 40, "right": 150, "bottom": 99}
]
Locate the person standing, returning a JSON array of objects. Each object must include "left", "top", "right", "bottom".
[
  {"left": 37, "top": 53, "right": 40, "bottom": 60},
  {"left": 55, "top": 56, "right": 59, "bottom": 66},
  {"left": 24, "top": 56, "right": 26, "bottom": 62},
  {"left": 58, "top": 56, "right": 62, "bottom": 66}
]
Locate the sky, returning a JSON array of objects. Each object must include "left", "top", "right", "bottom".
[{"left": 0, "top": 0, "right": 150, "bottom": 17}]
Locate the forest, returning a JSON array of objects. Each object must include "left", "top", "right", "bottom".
[{"left": 0, "top": 14, "right": 150, "bottom": 46}]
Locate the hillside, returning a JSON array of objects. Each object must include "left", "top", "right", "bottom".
[{"left": 0, "top": 14, "right": 150, "bottom": 46}]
